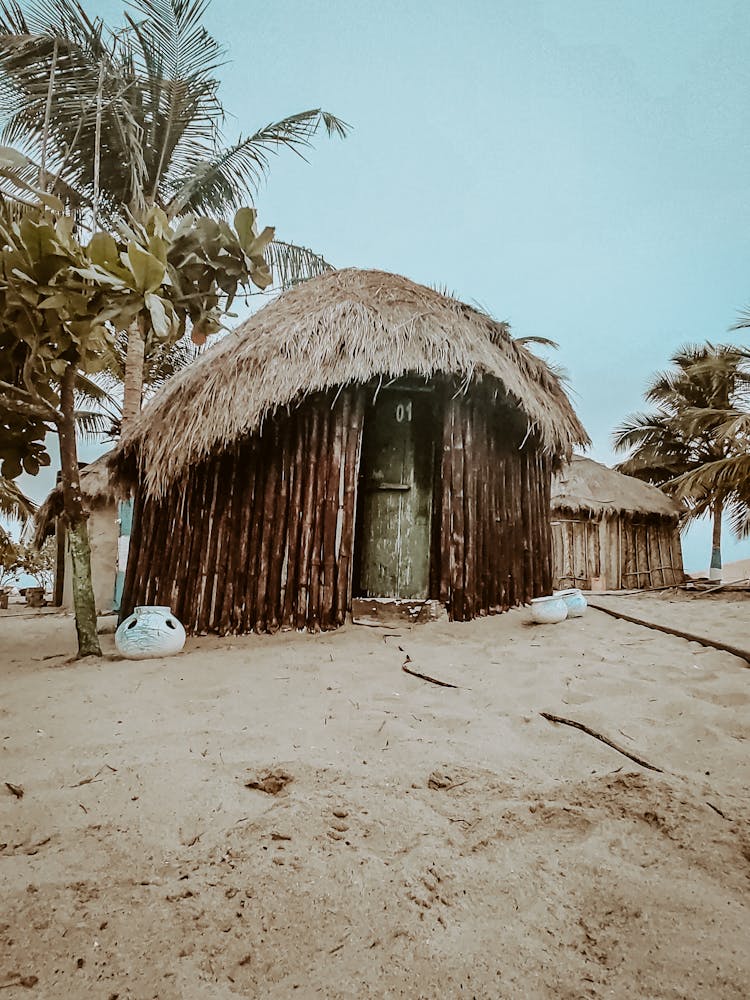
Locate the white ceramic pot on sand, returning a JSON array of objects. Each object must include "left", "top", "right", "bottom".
[
  {"left": 554, "top": 588, "right": 588, "bottom": 618},
  {"left": 530, "top": 594, "right": 568, "bottom": 624},
  {"left": 115, "top": 605, "right": 186, "bottom": 659}
]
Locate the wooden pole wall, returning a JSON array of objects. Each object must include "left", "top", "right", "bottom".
[
  {"left": 120, "top": 379, "right": 562, "bottom": 633},
  {"left": 120, "top": 388, "right": 365, "bottom": 634},
  {"left": 433, "top": 387, "right": 554, "bottom": 621},
  {"left": 549, "top": 512, "right": 684, "bottom": 591}
]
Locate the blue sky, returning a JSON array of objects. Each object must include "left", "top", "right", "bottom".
[{"left": 17, "top": 0, "right": 750, "bottom": 570}]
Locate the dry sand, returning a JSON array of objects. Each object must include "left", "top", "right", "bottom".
[
  {"left": 1, "top": 594, "right": 749, "bottom": 998},
  {"left": 689, "top": 557, "right": 750, "bottom": 584}
]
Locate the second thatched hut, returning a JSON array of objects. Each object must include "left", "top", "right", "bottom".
[
  {"left": 551, "top": 455, "right": 684, "bottom": 590},
  {"left": 111, "top": 269, "right": 588, "bottom": 633},
  {"left": 34, "top": 453, "right": 124, "bottom": 613}
]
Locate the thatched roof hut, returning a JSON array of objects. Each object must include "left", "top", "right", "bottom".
[
  {"left": 112, "top": 268, "right": 589, "bottom": 633},
  {"left": 34, "top": 452, "right": 117, "bottom": 547},
  {"left": 551, "top": 456, "right": 684, "bottom": 590},
  {"left": 34, "top": 452, "right": 123, "bottom": 613}
]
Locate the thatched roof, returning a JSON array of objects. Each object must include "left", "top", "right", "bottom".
[
  {"left": 551, "top": 456, "right": 681, "bottom": 520},
  {"left": 33, "top": 452, "right": 117, "bottom": 546},
  {"left": 113, "top": 268, "right": 589, "bottom": 497}
]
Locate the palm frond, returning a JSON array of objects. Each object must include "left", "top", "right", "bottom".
[
  {"left": 0, "top": 2, "right": 147, "bottom": 213},
  {"left": 615, "top": 342, "right": 750, "bottom": 539},
  {"left": 124, "top": 0, "right": 224, "bottom": 200},
  {"left": 74, "top": 407, "right": 112, "bottom": 438},
  {"left": 166, "top": 109, "right": 350, "bottom": 217},
  {"left": 0, "top": 475, "right": 36, "bottom": 521},
  {"left": 266, "top": 238, "right": 333, "bottom": 290}
]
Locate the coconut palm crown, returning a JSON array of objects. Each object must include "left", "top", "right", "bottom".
[
  {"left": 612, "top": 343, "right": 750, "bottom": 571},
  {"left": 0, "top": 0, "right": 348, "bottom": 246}
]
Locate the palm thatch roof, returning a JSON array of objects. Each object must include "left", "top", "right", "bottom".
[
  {"left": 552, "top": 456, "right": 681, "bottom": 520},
  {"left": 33, "top": 452, "right": 118, "bottom": 546},
  {"left": 113, "top": 268, "right": 589, "bottom": 497}
]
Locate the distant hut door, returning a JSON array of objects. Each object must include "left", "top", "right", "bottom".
[{"left": 357, "top": 387, "right": 434, "bottom": 599}]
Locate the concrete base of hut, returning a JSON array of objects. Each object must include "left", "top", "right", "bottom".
[{"left": 351, "top": 597, "right": 446, "bottom": 627}]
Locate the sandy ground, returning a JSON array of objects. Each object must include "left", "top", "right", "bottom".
[
  {"left": 1, "top": 594, "right": 749, "bottom": 999},
  {"left": 691, "top": 557, "right": 750, "bottom": 583}
]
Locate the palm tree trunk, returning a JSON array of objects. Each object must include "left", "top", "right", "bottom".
[
  {"left": 709, "top": 497, "right": 723, "bottom": 581},
  {"left": 121, "top": 317, "right": 146, "bottom": 431},
  {"left": 58, "top": 364, "right": 102, "bottom": 657}
]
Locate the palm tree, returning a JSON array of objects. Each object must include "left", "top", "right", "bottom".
[
  {"left": 613, "top": 343, "right": 750, "bottom": 579},
  {"left": 0, "top": 0, "right": 349, "bottom": 423}
]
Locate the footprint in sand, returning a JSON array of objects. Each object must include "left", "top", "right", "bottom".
[
  {"left": 689, "top": 689, "right": 750, "bottom": 708},
  {"left": 326, "top": 807, "right": 351, "bottom": 842},
  {"left": 404, "top": 864, "right": 453, "bottom": 924}
]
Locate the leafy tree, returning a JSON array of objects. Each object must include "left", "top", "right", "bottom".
[
  {"left": 0, "top": 536, "right": 22, "bottom": 589},
  {"left": 0, "top": 0, "right": 349, "bottom": 424},
  {"left": 0, "top": 198, "right": 275, "bottom": 654},
  {"left": 19, "top": 534, "right": 54, "bottom": 591},
  {"left": 613, "top": 343, "right": 750, "bottom": 576}
]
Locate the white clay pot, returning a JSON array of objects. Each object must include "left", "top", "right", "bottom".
[
  {"left": 115, "top": 605, "right": 186, "bottom": 659},
  {"left": 530, "top": 594, "right": 568, "bottom": 624},
  {"left": 554, "top": 588, "right": 588, "bottom": 618}
]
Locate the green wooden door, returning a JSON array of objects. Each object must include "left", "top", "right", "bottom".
[{"left": 358, "top": 388, "right": 434, "bottom": 598}]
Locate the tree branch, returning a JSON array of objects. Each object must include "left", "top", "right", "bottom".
[{"left": 0, "top": 380, "right": 59, "bottom": 421}]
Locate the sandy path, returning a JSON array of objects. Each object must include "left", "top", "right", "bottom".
[{"left": 1, "top": 599, "right": 749, "bottom": 998}]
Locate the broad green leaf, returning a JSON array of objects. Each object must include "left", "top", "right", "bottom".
[
  {"left": 147, "top": 235, "right": 168, "bottom": 264},
  {"left": 88, "top": 232, "right": 119, "bottom": 268},
  {"left": 74, "top": 266, "right": 128, "bottom": 289},
  {"left": 145, "top": 292, "right": 171, "bottom": 340},
  {"left": 18, "top": 218, "right": 58, "bottom": 263},
  {"left": 38, "top": 293, "right": 73, "bottom": 310},
  {"left": 21, "top": 454, "right": 40, "bottom": 476},
  {"left": 146, "top": 206, "right": 171, "bottom": 240},
  {"left": 234, "top": 207, "right": 258, "bottom": 250},
  {"left": 250, "top": 258, "right": 273, "bottom": 290},
  {"left": 246, "top": 225, "right": 275, "bottom": 258},
  {"left": 126, "top": 242, "right": 165, "bottom": 293}
]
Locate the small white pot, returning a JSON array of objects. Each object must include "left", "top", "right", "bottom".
[
  {"left": 530, "top": 594, "right": 568, "bottom": 624},
  {"left": 554, "top": 588, "right": 588, "bottom": 618},
  {"left": 115, "top": 605, "right": 186, "bottom": 659}
]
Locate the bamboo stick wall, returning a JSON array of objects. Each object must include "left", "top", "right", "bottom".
[
  {"left": 551, "top": 513, "right": 684, "bottom": 590},
  {"left": 120, "top": 388, "right": 365, "bottom": 634},
  {"left": 121, "top": 380, "right": 556, "bottom": 633},
  {"left": 434, "top": 390, "right": 553, "bottom": 621}
]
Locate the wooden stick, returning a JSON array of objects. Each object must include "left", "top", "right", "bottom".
[
  {"left": 242, "top": 437, "right": 268, "bottom": 633},
  {"left": 194, "top": 458, "right": 218, "bottom": 631},
  {"left": 297, "top": 406, "right": 321, "bottom": 629},
  {"left": 283, "top": 413, "right": 305, "bottom": 628},
  {"left": 267, "top": 420, "right": 292, "bottom": 632},
  {"left": 402, "top": 659, "right": 459, "bottom": 689},
  {"left": 335, "top": 389, "right": 364, "bottom": 625},
  {"left": 255, "top": 423, "right": 281, "bottom": 632},
  {"left": 587, "top": 601, "right": 750, "bottom": 666},
  {"left": 539, "top": 712, "right": 663, "bottom": 772},
  {"left": 449, "top": 393, "right": 465, "bottom": 620},
  {"left": 199, "top": 452, "right": 231, "bottom": 632},
  {"left": 321, "top": 393, "right": 344, "bottom": 629},
  {"left": 186, "top": 460, "right": 216, "bottom": 632},
  {"left": 118, "top": 488, "right": 144, "bottom": 620},
  {"left": 438, "top": 388, "right": 452, "bottom": 606},
  {"left": 308, "top": 402, "right": 330, "bottom": 632},
  {"left": 213, "top": 445, "right": 242, "bottom": 632},
  {"left": 462, "top": 397, "right": 476, "bottom": 621}
]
